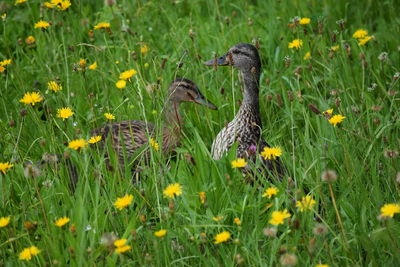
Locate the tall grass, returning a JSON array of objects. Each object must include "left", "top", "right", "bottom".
[{"left": 0, "top": 0, "right": 399, "bottom": 266}]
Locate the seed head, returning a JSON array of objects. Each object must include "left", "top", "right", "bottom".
[
  {"left": 280, "top": 253, "right": 298, "bottom": 266},
  {"left": 321, "top": 169, "right": 338, "bottom": 183},
  {"left": 313, "top": 223, "right": 328, "bottom": 236},
  {"left": 263, "top": 227, "right": 277, "bottom": 238}
]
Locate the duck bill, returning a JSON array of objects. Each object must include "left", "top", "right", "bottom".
[
  {"left": 203, "top": 54, "right": 229, "bottom": 66},
  {"left": 194, "top": 96, "right": 218, "bottom": 110}
]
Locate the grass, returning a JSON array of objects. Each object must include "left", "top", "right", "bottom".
[{"left": 1, "top": 0, "right": 400, "bottom": 266}]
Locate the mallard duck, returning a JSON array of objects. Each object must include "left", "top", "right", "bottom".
[
  {"left": 204, "top": 43, "right": 284, "bottom": 177},
  {"left": 92, "top": 78, "right": 217, "bottom": 171}
]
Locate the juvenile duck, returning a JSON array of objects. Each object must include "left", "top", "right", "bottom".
[
  {"left": 92, "top": 78, "right": 217, "bottom": 171},
  {"left": 204, "top": 43, "right": 284, "bottom": 177}
]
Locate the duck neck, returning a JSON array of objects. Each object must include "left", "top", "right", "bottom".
[
  {"left": 164, "top": 101, "right": 182, "bottom": 134},
  {"left": 240, "top": 69, "right": 260, "bottom": 112}
]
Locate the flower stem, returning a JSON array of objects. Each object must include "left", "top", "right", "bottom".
[{"left": 328, "top": 183, "right": 349, "bottom": 253}]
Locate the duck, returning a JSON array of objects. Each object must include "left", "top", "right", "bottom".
[
  {"left": 204, "top": 43, "right": 284, "bottom": 177},
  {"left": 92, "top": 78, "right": 217, "bottom": 173}
]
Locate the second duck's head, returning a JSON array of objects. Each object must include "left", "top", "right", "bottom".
[
  {"left": 203, "top": 43, "right": 261, "bottom": 73},
  {"left": 168, "top": 78, "right": 218, "bottom": 110}
]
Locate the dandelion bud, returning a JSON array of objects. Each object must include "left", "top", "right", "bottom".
[
  {"left": 321, "top": 169, "right": 338, "bottom": 183},
  {"left": 287, "top": 90, "right": 294, "bottom": 102},
  {"left": 280, "top": 253, "right": 298, "bottom": 266},
  {"left": 140, "top": 215, "right": 146, "bottom": 224},
  {"left": 188, "top": 29, "right": 195, "bottom": 39},
  {"left": 263, "top": 227, "right": 277, "bottom": 238},
  {"left": 308, "top": 104, "right": 320, "bottom": 114},
  {"left": 313, "top": 223, "right": 328, "bottom": 236},
  {"left": 9, "top": 120, "right": 15, "bottom": 128},
  {"left": 276, "top": 93, "right": 283, "bottom": 106},
  {"left": 69, "top": 247, "right": 75, "bottom": 257},
  {"left": 168, "top": 200, "right": 175, "bottom": 213},
  {"left": 20, "top": 109, "right": 27, "bottom": 117},
  {"left": 235, "top": 254, "right": 245, "bottom": 265},
  {"left": 104, "top": 0, "right": 116, "bottom": 6}
]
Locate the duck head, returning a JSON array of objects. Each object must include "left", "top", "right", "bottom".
[
  {"left": 169, "top": 78, "right": 217, "bottom": 110},
  {"left": 203, "top": 43, "right": 261, "bottom": 73}
]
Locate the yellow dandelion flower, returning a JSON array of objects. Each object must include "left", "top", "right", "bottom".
[
  {"left": 94, "top": 22, "right": 110, "bottom": 30},
  {"left": 54, "top": 217, "right": 70, "bottom": 227},
  {"left": 149, "top": 138, "right": 159, "bottom": 151},
  {"left": 56, "top": 107, "right": 73, "bottom": 120},
  {"left": 380, "top": 203, "right": 400, "bottom": 218},
  {"left": 104, "top": 113, "right": 115, "bottom": 120},
  {"left": 0, "top": 59, "right": 12, "bottom": 66},
  {"left": 352, "top": 29, "right": 368, "bottom": 39},
  {"left": 0, "top": 66, "right": 5, "bottom": 73},
  {"left": 88, "top": 136, "right": 102, "bottom": 144},
  {"left": 48, "top": 81, "right": 62, "bottom": 92},
  {"left": 212, "top": 216, "right": 224, "bottom": 221},
  {"left": 0, "top": 216, "right": 11, "bottom": 227},
  {"left": 68, "top": 139, "right": 88, "bottom": 150},
  {"left": 114, "top": 194, "right": 134, "bottom": 210},
  {"left": 1, "top": 13, "right": 6, "bottom": 20},
  {"left": 269, "top": 209, "right": 291, "bottom": 225},
  {"left": 140, "top": 44, "right": 150, "bottom": 54},
  {"left": 119, "top": 69, "right": 137, "bottom": 80},
  {"left": 296, "top": 195, "right": 316, "bottom": 212},
  {"left": 288, "top": 39, "right": 303, "bottom": 49},
  {"left": 163, "top": 183, "right": 182, "bottom": 199},
  {"left": 328, "top": 114, "right": 346, "bottom": 127},
  {"left": 0, "top": 162, "right": 13, "bottom": 174},
  {"left": 330, "top": 45, "right": 339, "bottom": 52},
  {"left": 324, "top": 109, "right": 333, "bottom": 114},
  {"left": 25, "top": 36, "right": 36, "bottom": 45},
  {"left": 214, "top": 231, "right": 231, "bottom": 244},
  {"left": 315, "top": 264, "right": 329, "bottom": 267},
  {"left": 199, "top": 191, "right": 206, "bottom": 204},
  {"left": 58, "top": 0, "right": 71, "bottom": 10},
  {"left": 154, "top": 229, "right": 167, "bottom": 238},
  {"left": 15, "top": 0, "right": 27, "bottom": 5},
  {"left": 19, "top": 92, "right": 43, "bottom": 105},
  {"left": 358, "top": 35, "right": 373, "bottom": 46},
  {"left": 231, "top": 158, "right": 247, "bottom": 168},
  {"left": 114, "top": 239, "right": 127, "bottom": 248},
  {"left": 262, "top": 187, "right": 279, "bottom": 199},
  {"left": 299, "top": 18, "right": 310, "bottom": 25},
  {"left": 19, "top": 246, "right": 41, "bottom": 261},
  {"left": 115, "top": 80, "right": 127, "bottom": 89},
  {"left": 88, "top": 62, "right": 97, "bottom": 70},
  {"left": 233, "top": 217, "right": 241, "bottom": 226},
  {"left": 34, "top": 20, "right": 50, "bottom": 29},
  {"left": 115, "top": 245, "right": 131, "bottom": 253},
  {"left": 303, "top": 52, "right": 311, "bottom": 60},
  {"left": 44, "top": 2, "right": 55, "bottom": 8},
  {"left": 79, "top": 59, "right": 86, "bottom": 67},
  {"left": 260, "top": 147, "right": 282, "bottom": 160}
]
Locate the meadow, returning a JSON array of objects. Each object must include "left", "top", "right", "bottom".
[{"left": 0, "top": 0, "right": 400, "bottom": 266}]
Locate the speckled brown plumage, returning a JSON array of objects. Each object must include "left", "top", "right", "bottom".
[
  {"left": 204, "top": 43, "right": 285, "bottom": 178},
  {"left": 92, "top": 78, "right": 217, "bottom": 172}
]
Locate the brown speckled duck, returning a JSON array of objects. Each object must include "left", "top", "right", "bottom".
[
  {"left": 204, "top": 43, "right": 284, "bottom": 177},
  {"left": 92, "top": 78, "right": 217, "bottom": 171}
]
